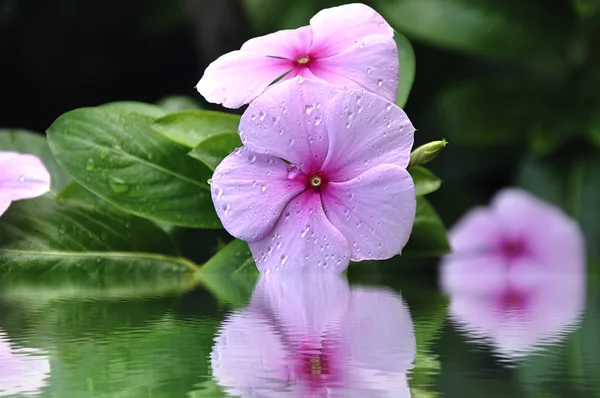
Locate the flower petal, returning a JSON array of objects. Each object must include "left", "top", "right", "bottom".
[
  {"left": 211, "top": 147, "right": 307, "bottom": 242},
  {"left": 250, "top": 273, "right": 350, "bottom": 338},
  {"left": 311, "top": 34, "right": 399, "bottom": 103},
  {"left": 240, "top": 78, "right": 333, "bottom": 175},
  {"left": 342, "top": 288, "right": 415, "bottom": 373},
  {"left": 322, "top": 164, "right": 416, "bottom": 261},
  {"left": 309, "top": 3, "right": 394, "bottom": 57},
  {"left": 0, "top": 152, "right": 51, "bottom": 201},
  {"left": 197, "top": 27, "right": 313, "bottom": 109},
  {"left": 211, "top": 309, "right": 290, "bottom": 395},
  {"left": 320, "top": 88, "right": 414, "bottom": 182},
  {"left": 196, "top": 52, "right": 292, "bottom": 109},
  {"left": 249, "top": 190, "right": 351, "bottom": 272},
  {"left": 0, "top": 195, "right": 10, "bottom": 217},
  {"left": 241, "top": 26, "right": 313, "bottom": 58}
]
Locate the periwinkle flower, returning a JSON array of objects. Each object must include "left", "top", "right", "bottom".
[
  {"left": 440, "top": 188, "right": 586, "bottom": 359},
  {"left": 197, "top": 3, "right": 398, "bottom": 109},
  {"left": 0, "top": 331, "right": 50, "bottom": 396},
  {"left": 211, "top": 78, "right": 416, "bottom": 272},
  {"left": 210, "top": 273, "right": 415, "bottom": 397},
  {"left": 0, "top": 152, "right": 51, "bottom": 217}
]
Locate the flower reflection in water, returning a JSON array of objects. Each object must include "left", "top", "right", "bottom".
[
  {"left": 440, "top": 188, "right": 586, "bottom": 359},
  {"left": 0, "top": 330, "right": 50, "bottom": 396},
  {"left": 210, "top": 273, "right": 416, "bottom": 397}
]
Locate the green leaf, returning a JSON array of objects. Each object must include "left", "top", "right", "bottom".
[
  {"left": 377, "top": 0, "right": 569, "bottom": 60},
  {"left": 0, "top": 184, "right": 197, "bottom": 273},
  {"left": 156, "top": 95, "right": 203, "bottom": 112},
  {"left": 403, "top": 196, "right": 450, "bottom": 256},
  {"left": 188, "top": 132, "right": 242, "bottom": 170},
  {"left": 46, "top": 103, "right": 220, "bottom": 228},
  {"left": 0, "top": 272, "right": 198, "bottom": 305},
  {"left": 436, "top": 76, "right": 546, "bottom": 146},
  {"left": 151, "top": 110, "right": 240, "bottom": 148},
  {"left": 196, "top": 239, "right": 258, "bottom": 307},
  {"left": 517, "top": 154, "right": 600, "bottom": 261},
  {"left": 394, "top": 31, "right": 415, "bottom": 108},
  {"left": 0, "top": 129, "right": 71, "bottom": 192},
  {"left": 409, "top": 166, "right": 442, "bottom": 196},
  {"left": 573, "top": 0, "right": 600, "bottom": 18}
]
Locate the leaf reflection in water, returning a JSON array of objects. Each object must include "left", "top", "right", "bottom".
[{"left": 210, "top": 273, "right": 416, "bottom": 397}]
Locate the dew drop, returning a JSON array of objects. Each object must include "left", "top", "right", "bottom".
[
  {"left": 248, "top": 154, "right": 257, "bottom": 163},
  {"left": 314, "top": 115, "right": 322, "bottom": 126},
  {"left": 221, "top": 203, "right": 231, "bottom": 215},
  {"left": 304, "top": 103, "right": 314, "bottom": 115},
  {"left": 85, "top": 158, "right": 96, "bottom": 171},
  {"left": 386, "top": 103, "right": 393, "bottom": 111},
  {"left": 280, "top": 255, "right": 288, "bottom": 265},
  {"left": 108, "top": 177, "right": 129, "bottom": 193},
  {"left": 377, "top": 78, "right": 384, "bottom": 87},
  {"left": 366, "top": 67, "right": 372, "bottom": 74},
  {"left": 261, "top": 184, "right": 268, "bottom": 192},
  {"left": 288, "top": 138, "right": 295, "bottom": 146},
  {"left": 216, "top": 188, "right": 224, "bottom": 199},
  {"left": 259, "top": 111, "right": 266, "bottom": 121}
]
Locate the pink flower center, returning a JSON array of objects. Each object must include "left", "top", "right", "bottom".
[
  {"left": 295, "top": 55, "right": 311, "bottom": 66},
  {"left": 499, "top": 237, "right": 528, "bottom": 260},
  {"left": 288, "top": 339, "right": 343, "bottom": 392}
]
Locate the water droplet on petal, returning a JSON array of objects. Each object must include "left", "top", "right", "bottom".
[
  {"left": 366, "top": 67, "right": 372, "bottom": 74},
  {"left": 280, "top": 255, "right": 288, "bottom": 265},
  {"left": 216, "top": 188, "right": 224, "bottom": 199},
  {"left": 259, "top": 111, "right": 266, "bottom": 121},
  {"left": 221, "top": 203, "right": 231, "bottom": 215},
  {"left": 248, "top": 154, "right": 257, "bottom": 163},
  {"left": 377, "top": 78, "right": 384, "bottom": 87},
  {"left": 314, "top": 115, "right": 322, "bottom": 125},
  {"left": 261, "top": 184, "right": 268, "bottom": 192}
]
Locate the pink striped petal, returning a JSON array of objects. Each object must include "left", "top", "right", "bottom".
[
  {"left": 320, "top": 87, "right": 414, "bottom": 182},
  {"left": 0, "top": 152, "right": 51, "bottom": 201},
  {"left": 311, "top": 34, "right": 399, "bottom": 103},
  {"left": 211, "top": 147, "right": 307, "bottom": 242},
  {"left": 322, "top": 164, "right": 416, "bottom": 261},
  {"left": 309, "top": 3, "right": 394, "bottom": 57},
  {"left": 249, "top": 190, "right": 350, "bottom": 272},
  {"left": 240, "top": 78, "right": 333, "bottom": 175}
]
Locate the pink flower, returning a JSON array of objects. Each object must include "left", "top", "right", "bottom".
[
  {"left": 210, "top": 78, "right": 416, "bottom": 272},
  {"left": 440, "top": 188, "right": 586, "bottom": 359},
  {"left": 0, "top": 331, "right": 50, "bottom": 396},
  {"left": 0, "top": 152, "right": 51, "bottom": 217},
  {"left": 210, "top": 273, "right": 416, "bottom": 397},
  {"left": 196, "top": 3, "right": 398, "bottom": 109}
]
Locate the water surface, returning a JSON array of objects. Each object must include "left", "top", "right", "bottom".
[{"left": 0, "top": 270, "right": 597, "bottom": 397}]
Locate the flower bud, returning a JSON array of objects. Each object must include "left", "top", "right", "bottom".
[{"left": 409, "top": 139, "right": 447, "bottom": 167}]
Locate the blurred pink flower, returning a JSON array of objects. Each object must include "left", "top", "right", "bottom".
[
  {"left": 210, "top": 273, "right": 415, "bottom": 397},
  {"left": 0, "top": 331, "right": 50, "bottom": 396},
  {"left": 440, "top": 188, "right": 586, "bottom": 359},
  {"left": 211, "top": 78, "right": 416, "bottom": 272},
  {"left": 0, "top": 152, "right": 51, "bottom": 217},
  {"left": 196, "top": 3, "right": 398, "bottom": 109}
]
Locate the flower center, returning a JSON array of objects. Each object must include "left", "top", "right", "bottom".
[
  {"left": 500, "top": 239, "right": 527, "bottom": 260},
  {"left": 296, "top": 55, "right": 311, "bottom": 65},
  {"left": 310, "top": 175, "right": 322, "bottom": 187}
]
